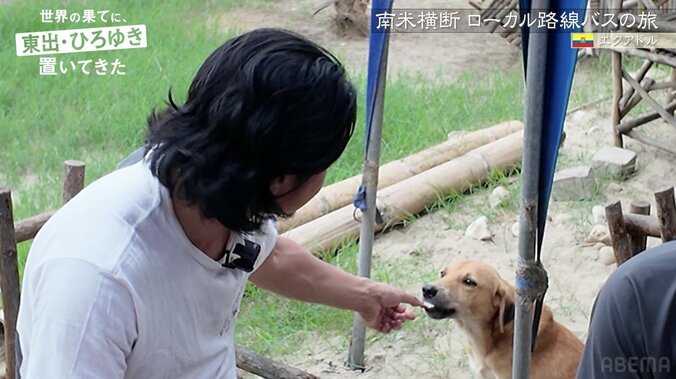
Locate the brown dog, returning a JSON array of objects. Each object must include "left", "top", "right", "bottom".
[{"left": 422, "top": 259, "right": 583, "bottom": 379}]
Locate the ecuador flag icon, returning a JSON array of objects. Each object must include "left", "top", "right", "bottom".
[{"left": 572, "top": 33, "right": 594, "bottom": 48}]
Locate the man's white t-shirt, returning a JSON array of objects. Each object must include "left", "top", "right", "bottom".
[{"left": 16, "top": 160, "right": 277, "bottom": 379}]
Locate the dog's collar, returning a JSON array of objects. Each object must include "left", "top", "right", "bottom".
[{"left": 503, "top": 302, "right": 515, "bottom": 325}]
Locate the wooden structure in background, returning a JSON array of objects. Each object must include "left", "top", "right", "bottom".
[
  {"left": 605, "top": 187, "right": 676, "bottom": 265},
  {"left": 0, "top": 161, "right": 317, "bottom": 379}
]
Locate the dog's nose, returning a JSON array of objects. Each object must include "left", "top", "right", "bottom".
[{"left": 422, "top": 284, "right": 438, "bottom": 299}]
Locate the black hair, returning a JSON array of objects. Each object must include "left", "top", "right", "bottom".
[{"left": 146, "top": 28, "right": 357, "bottom": 233}]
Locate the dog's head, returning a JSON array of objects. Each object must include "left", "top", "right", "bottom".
[{"left": 422, "top": 259, "right": 515, "bottom": 332}]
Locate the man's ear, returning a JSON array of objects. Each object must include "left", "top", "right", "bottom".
[{"left": 269, "top": 175, "right": 297, "bottom": 197}]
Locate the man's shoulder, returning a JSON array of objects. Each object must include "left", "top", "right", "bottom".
[{"left": 27, "top": 162, "right": 165, "bottom": 271}]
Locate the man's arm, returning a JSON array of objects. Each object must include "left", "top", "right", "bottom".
[{"left": 249, "top": 236, "right": 422, "bottom": 332}]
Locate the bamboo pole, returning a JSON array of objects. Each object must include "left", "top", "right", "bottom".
[
  {"left": 655, "top": 187, "right": 676, "bottom": 242},
  {"left": 629, "top": 200, "right": 651, "bottom": 254},
  {"left": 276, "top": 121, "right": 524, "bottom": 233},
  {"left": 235, "top": 347, "right": 318, "bottom": 379},
  {"left": 348, "top": 21, "right": 391, "bottom": 369},
  {"left": 0, "top": 188, "right": 20, "bottom": 379},
  {"left": 284, "top": 130, "right": 523, "bottom": 255},
  {"left": 605, "top": 201, "right": 634, "bottom": 265}
]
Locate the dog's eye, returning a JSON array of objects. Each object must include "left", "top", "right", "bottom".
[
  {"left": 463, "top": 278, "right": 477, "bottom": 287},
  {"left": 440, "top": 270, "right": 446, "bottom": 278}
]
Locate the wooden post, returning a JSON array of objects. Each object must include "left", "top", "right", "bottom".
[
  {"left": 62, "top": 160, "right": 85, "bottom": 204},
  {"left": 629, "top": 200, "right": 651, "bottom": 255},
  {"left": 0, "top": 188, "right": 20, "bottom": 379},
  {"left": 612, "top": 51, "right": 624, "bottom": 147},
  {"left": 655, "top": 187, "right": 676, "bottom": 242},
  {"left": 14, "top": 211, "right": 55, "bottom": 244},
  {"left": 235, "top": 347, "right": 318, "bottom": 379},
  {"left": 605, "top": 201, "right": 633, "bottom": 265},
  {"left": 669, "top": 67, "right": 676, "bottom": 115}
]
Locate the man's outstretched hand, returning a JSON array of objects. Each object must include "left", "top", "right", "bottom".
[{"left": 358, "top": 282, "right": 423, "bottom": 333}]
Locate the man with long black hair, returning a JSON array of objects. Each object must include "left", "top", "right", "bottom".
[{"left": 16, "top": 29, "right": 421, "bottom": 378}]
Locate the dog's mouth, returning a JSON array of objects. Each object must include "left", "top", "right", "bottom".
[{"left": 423, "top": 303, "right": 457, "bottom": 320}]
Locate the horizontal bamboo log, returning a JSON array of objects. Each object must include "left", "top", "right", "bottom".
[
  {"left": 235, "top": 347, "right": 318, "bottom": 379},
  {"left": 284, "top": 130, "right": 524, "bottom": 254},
  {"left": 276, "top": 121, "right": 524, "bottom": 233}
]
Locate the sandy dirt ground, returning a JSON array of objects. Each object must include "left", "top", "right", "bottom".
[{"left": 218, "top": 1, "right": 676, "bottom": 378}]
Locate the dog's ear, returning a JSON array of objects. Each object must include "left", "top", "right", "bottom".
[
  {"left": 493, "top": 285, "right": 507, "bottom": 333},
  {"left": 493, "top": 283, "right": 514, "bottom": 333}
]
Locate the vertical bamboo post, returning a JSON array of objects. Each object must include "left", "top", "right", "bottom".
[
  {"left": 0, "top": 188, "right": 20, "bottom": 379},
  {"left": 61, "top": 160, "right": 85, "bottom": 204},
  {"left": 612, "top": 51, "right": 624, "bottom": 147},
  {"left": 348, "top": 18, "right": 391, "bottom": 370},
  {"left": 655, "top": 187, "right": 676, "bottom": 242},
  {"left": 605, "top": 201, "right": 633, "bottom": 265},
  {"left": 629, "top": 200, "right": 651, "bottom": 255},
  {"left": 513, "top": 0, "right": 549, "bottom": 376}
]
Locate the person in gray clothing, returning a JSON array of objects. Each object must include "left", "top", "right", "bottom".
[{"left": 577, "top": 240, "right": 676, "bottom": 378}]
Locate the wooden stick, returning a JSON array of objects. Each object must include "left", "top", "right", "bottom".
[
  {"left": 620, "top": 78, "right": 655, "bottom": 118},
  {"left": 621, "top": 69, "right": 676, "bottom": 128},
  {"left": 276, "top": 121, "right": 524, "bottom": 232},
  {"left": 0, "top": 188, "right": 20, "bottom": 379},
  {"left": 235, "top": 347, "right": 318, "bottom": 379},
  {"left": 619, "top": 60, "right": 653, "bottom": 109},
  {"left": 14, "top": 211, "right": 55, "bottom": 243},
  {"left": 624, "top": 213, "right": 661, "bottom": 237},
  {"left": 669, "top": 67, "right": 676, "bottom": 114},
  {"left": 605, "top": 201, "right": 633, "bottom": 265},
  {"left": 629, "top": 200, "right": 651, "bottom": 254},
  {"left": 647, "top": 81, "right": 676, "bottom": 91},
  {"left": 639, "top": 0, "right": 658, "bottom": 9},
  {"left": 655, "top": 187, "right": 676, "bottom": 242},
  {"left": 612, "top": 52, "right": 624, "bottom": 147},
  {"left": 62, "top": 160, "right": 85, "bottom": 204},
  {"left": 284, "top": 131, "right": 524, "bottom": 254},
  {"left": 624, "top": 129, "right": 676, "bottom": 156},
  {"left": 610, "top": 48, "right": 676, "bottom": 68},
  {"left": 618, "top": 100, "right": 676, "bottom": 132}
]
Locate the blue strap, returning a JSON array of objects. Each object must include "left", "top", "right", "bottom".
[{"left": 353, "top": 0, "right": 393, "bottom": 213}]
